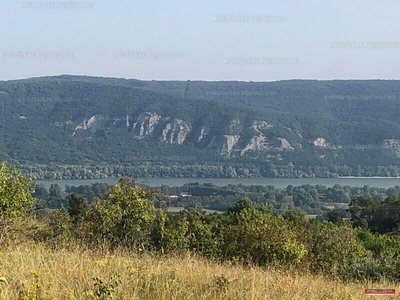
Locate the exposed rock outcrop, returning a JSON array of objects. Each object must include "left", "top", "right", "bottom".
[
  {"left": 131, "top": 112, "right": 161, "bottom": 136},
  {"left": 197, "top": 128, "right": 206, "bottom": 142},
  {"left": 313, "top": 137, "right": 328, "bottom": 147},
  {"left": 72, "top": 113, "right": 294, "bottom": 155},
  {"left": 74, "top": 114, "right": 106, "bottom": 135},
  {"left": 241, "top": 135, "right": 268, "bottom": 155},
  {"left": 207, "top": 135, "right": 240, "bottom": 156},
  {"left": 278, "top": 138, "right": 294, "bottom": 150},
  {"left": 220, "top": 135, "right": 240, "bottom": 156},
  {"left": 125, "top": 115, "right": 130, "bottom": 128},
  {"left": 160, "top": 119, "right": 191, "bottom": 145},
  {"left": 240, "top": 120, "right": 275, "bottom": 155},
  {"left": 384, "top": 139, "right": 400, "bottom": 157},
  {"left": 253, "top": 121, "right": 273, "bottom": 132}
]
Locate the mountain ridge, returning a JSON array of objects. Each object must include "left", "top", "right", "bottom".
[{"left": 1, "top": 75, "right": 400, "bottom": 178}]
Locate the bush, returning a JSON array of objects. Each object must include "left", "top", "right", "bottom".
[
  {"left": 356, "top": 228, "right": 400, "bottom": 257},
  {"left": 0, "top": 162, "right": 36, "bottom": 245},
  {"left": 303, "top": 222, "right": 369, "bottom": 276},
  {"left": 79, "top": 179, "right": 158, "bottom": 250},
  {"left": 338, "top": 252, "right": 400, "bottom": 282},
  {"left": 158, "top": 209, "right": 222, "bottom": 258},
  {"left": 0, "top": 162, "right": 35, "bottom": 219},
  {"left": 222, "top": 203, "right": 308, "bottom": 267}
]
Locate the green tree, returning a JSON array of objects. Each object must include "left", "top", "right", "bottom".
[
  {"left": 228, "top": 197, "right": 255, "bottom": 214},
  {"left": 283, "top": 210, "right": 309, "bottom": 227},
  {"left": 0, "top": 162, "right": 35, "bottom": 219},
  {"left": 325, "top": 209, "right": 344, "bottom": 225},
  {"left": 49, "top": 184, "right": 62, "bottom": 198},
  {"left": 373, "top": 195, "right": 400, "bottom": 234},
  {"left": 85, "top": 178, "right": 158, "bottom": 249},
  {"left": 68, "top": 193, "right": 88, "bottom": 222},
  {"left": 223, "top": 199, "right": 307, "bottom": 267},
  {"left": 305, "top": 221, "right": 369, "bottom": 277},
  {"left": 33, "top": 184, "right": 50, "bottom": 200},
  {"left": 348, "top": 196, "right": 379, "bottom": 229}
]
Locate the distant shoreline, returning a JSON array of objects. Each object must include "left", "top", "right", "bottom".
[
  {"left": 36, "top": 177, "right": 400, "bottom": 190},
  {"left": 337, "top": 176, "right": 400, "bottom": 179},
  {"left": 36, "top": 176, "right": 400, "bottom": 181}
]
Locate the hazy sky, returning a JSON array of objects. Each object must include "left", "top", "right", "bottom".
[{"left": 0, "top": 0, "right": 399, "bottom": 81}]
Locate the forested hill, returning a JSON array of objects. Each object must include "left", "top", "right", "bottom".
[{"left": 1, "top": 75, "right": 400, "bottom": 179}]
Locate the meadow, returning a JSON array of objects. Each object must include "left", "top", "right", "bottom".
[{"left": 0, "top": 244, "right": 397, "bottom": 300}]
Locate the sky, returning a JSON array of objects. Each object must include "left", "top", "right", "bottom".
[{"left": 0, "top": 0, "right": 399, "bottom": 81}]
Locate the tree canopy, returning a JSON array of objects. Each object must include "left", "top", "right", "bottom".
[{"left": 0, "top": 162, "right": 35, "bottom": 219}]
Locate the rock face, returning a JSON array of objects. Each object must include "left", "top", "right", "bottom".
[
  {"left": 240, "top": 121, "right": 293, "bottom": 155},
  {"left": 240, "top": 121, "right": 272, "bottom": 155},
  {"left": 241, "top": 135, "right": 268, "bottom": 155},
  {"left": 131, "top": 112, "right": 161, "bottom": 136},
  {"left": 278, "top": 138, "right": 294, "bottom": 150},
  {"left": 125, "top": 115, "right": 130, "bottom": 128},
  {"left": 207, "top": 135, "right": 240, "bottom": 156},
  {"left": 72, "top": 112, "right": 295, "bottom": 155},
  {"left": 253, "top": 121, "right": 273, "bottom": 131},
  {"left": 160, "top": 119, "right": 191, "bottom": 145},
  {"left": 221, "top": 135, "right": 240, "bottom": 155},
  {"left": 313, "top": 138, "right": 328, "bottom": 147},
  {"left": 384, "top": 139, "right": 400, "bottom": 157},
  {"left": 197, "top": 128, "right": 206, "bottom": 142},
  {"left": 128, "top": 113, "right": 191, "bottom": 144},
  {"left": 74, "top": 114, "right": 106, "bottom": 135}
]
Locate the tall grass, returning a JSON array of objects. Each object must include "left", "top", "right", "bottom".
[{"left": 0, "top": 243, "right": 397, "bottom": 300}]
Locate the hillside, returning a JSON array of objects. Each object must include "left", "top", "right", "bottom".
[{"left": 1, "top": 76, "right": 400, "bottom": 178}]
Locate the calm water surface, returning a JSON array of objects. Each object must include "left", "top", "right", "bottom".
[{"left": 36, "top": 177, "right": 400, "bottom": 190}]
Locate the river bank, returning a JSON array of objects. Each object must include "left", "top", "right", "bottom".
[{"left": 36, "top": 176, "right": 400, "bottom": 190}]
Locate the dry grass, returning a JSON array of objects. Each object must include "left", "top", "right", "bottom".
[{"left": 0, "top": 244, "right": 398, "bottom": 299}]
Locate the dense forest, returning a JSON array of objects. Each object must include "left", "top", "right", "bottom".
[{"left": 2, "top": 76, "right": 400, "bottom": 179}]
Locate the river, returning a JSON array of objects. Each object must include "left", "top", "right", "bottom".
[{"left": 36, "top": 177, "right": 400, "bottom": 190}]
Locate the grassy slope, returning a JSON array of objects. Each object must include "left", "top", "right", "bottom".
[{"left": 0, "top": 244, "right": 397, "bottom": 300}]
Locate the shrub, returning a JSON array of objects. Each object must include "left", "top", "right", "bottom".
[
  {"left": 0, "top": 162, "right": 35, "bottom": 218},
  {"left": 158, "top": 209, "right": 222, "bottom": 258},
  {"left": 82, "top": 179, "right": 158, "bottom": 250},
  {"left": 222, "top": 203, "right": 308, "bottom": 267},
  {"left": 0, "top": 162, "right": 36, "bottom": 244},
  {"left": 304, "top": 222, "right": 369, "bottom": 277},
  {"left": 356, "top": 228, "right": 400, "bottom": 257}
]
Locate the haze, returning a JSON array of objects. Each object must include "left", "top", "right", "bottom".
[{"left": 0, "top": 0, "right": 399, "bottom": 81}]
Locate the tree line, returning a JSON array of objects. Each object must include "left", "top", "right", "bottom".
[
  {"left": 34, "top": 181, "right": 400, "bottom": 217},
  {"left": 20, "top": 163, "right": 400, "bottom": 180}
]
